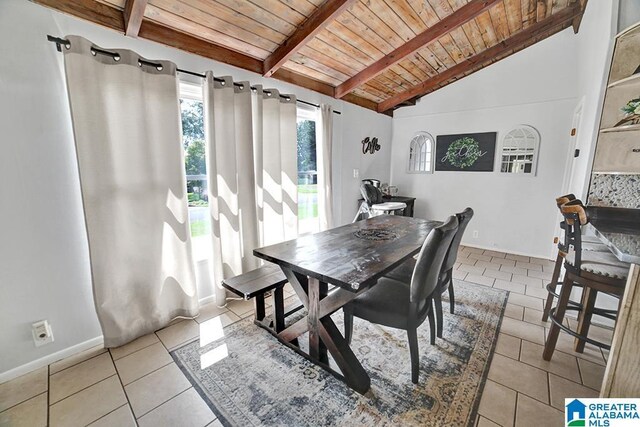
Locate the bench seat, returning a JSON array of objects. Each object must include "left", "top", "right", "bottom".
[
  {"left": 221, "top": 264, "right": 289, "bottom": 332},
  {"left": 221, "top": 264, "right": 287, "bottom": 300}
]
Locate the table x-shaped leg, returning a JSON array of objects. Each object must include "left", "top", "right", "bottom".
[{"left": 279, "top": 267, "right": 371, "bottom": 394}]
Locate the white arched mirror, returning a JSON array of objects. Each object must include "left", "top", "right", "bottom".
[
  {"left": 500, "top": 125, "right": 540, "bottom": 175},
  {"left": 407, "top": 131, "right": 434, "bottom": 173}
]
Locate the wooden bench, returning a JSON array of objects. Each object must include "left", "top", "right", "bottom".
[{"left": 221, "top": 264, "right": 289, "bottom": 332}]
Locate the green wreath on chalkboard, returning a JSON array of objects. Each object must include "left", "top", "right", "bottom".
[{"left": 445, "top": 137, "right": 483, "bottom": 168}]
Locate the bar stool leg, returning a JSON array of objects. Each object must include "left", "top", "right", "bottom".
[
  {"left": 574, "top": 287, "right": 597, "bottom": 353},
  {"left": 542, "top": 252, "right": 563, "bottom": 322},
  {"left": 543, "top": 275, "right": 574, "bottom": 361}
]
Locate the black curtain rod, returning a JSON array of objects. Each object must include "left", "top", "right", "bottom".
[{"left": 47, "top": 36, "right": 341, "bottom": 115}]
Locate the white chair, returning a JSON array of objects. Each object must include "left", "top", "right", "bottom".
[{"left": 353, "top": 183, "right": 406, "bottom": 222}]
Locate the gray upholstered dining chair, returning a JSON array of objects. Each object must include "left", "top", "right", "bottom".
[
  {"left": 343, "top": 215, "right": 459, "bottom": 384},
  {"left": 384, "top": 208, "right": 474, "bottom": 338}
]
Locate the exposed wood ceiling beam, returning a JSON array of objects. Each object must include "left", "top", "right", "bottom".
[
  {"left": 30, "top": 0, "right": 124, "bottom": 31},
  {"left": 263, "top": 0, "right": 356, "bottom": 78},
  {"left": 123, "top": 0, "right": 147, "bottom": 37},
  {"left": 138, "top": 21, "right": 263, "bottom": 74},
  {"left": 377, "top": 3, "right": 583, "bottom": 113},
  {"left": 31, "top": 0, "right": 380, "bottom": 112},
  {"left": 335, "top": 0, "right": 501, "bottom": 99},
  {"left": 571, "top": 0, "right": 588, "bottom": 33},
  {"left": 271, "top": 68, "right": 335, "bottom": 97}
]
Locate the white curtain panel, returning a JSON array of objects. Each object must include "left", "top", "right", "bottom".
[
  {"left": 204, "top": 78, "right": 297, "bottom": 304},
  {"left": 260, "top": 89, "right": 298, "bottom": 245},
  {"left": 204, "top": 74, "right": 259, "bottom": 303},
  {"left": 62, "top": 36, "right": 198, "bottom": 347},
  {"left": 317, "top": 104, "right": 334, "bottom": 230}
]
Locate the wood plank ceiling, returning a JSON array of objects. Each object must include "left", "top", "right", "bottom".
[{"left": 33, "top": 0, "right": 588, "bottom": 114}]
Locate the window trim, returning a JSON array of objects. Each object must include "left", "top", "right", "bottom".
[
  {"left": 179, "top": 81, "right": 203, "bottom": 101},
  {"left": 498, "top": 125, "right": 540, "bottom": 176},
  {"left": 407, "top": 131, "right": 435, "bottom": 174}
]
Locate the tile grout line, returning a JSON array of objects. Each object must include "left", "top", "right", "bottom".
[
  {"left": 49, "top": 350, "right": 107, "bottom": 377},
  {"left": 111, "top": 338, "right": 161, "bottom": 362},
  {"left": 513, "top": 391, "right": 519, "bottom": 426},
  {"left": 486, "top": 377, "right": 553, "bottom": 412},
  {"left": 497, "top": 330, "right": 607, "bottom": 387},
  {"left": 121, "top": 359, "right": 174, "bottom": 388},
  {"left": 133, "top": 381, "right": 192, "bottom": 420},
  {"left": 48, "top": 374, "right": 119, "bottom": 408},
  {"left": 47, "top": 365, "right": 50, "bottom": 427},
  {"left": 108, "top": 347, "right": 140, "bottom": 427},
  {"left": 87, "top": 403, "right": 129, "bottom": 426},
  {"left": 135, "top": 387, "right": 193, "bottom": 421},
  {"left": 0, "top": 390, "right": 47, "bottom": 415}
]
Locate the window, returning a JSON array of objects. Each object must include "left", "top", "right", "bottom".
[
  {"left": 179, "top": 82, "right": 211, "bottom": 259},
  {"left": 297, "top": 105, "right": 320, "bottom": 235},
  {"left": 407, "top": 131, "right": 434, "bottom": 173},
  {"left": 500, "top": 125, "right": 540, "bottom": 175}
]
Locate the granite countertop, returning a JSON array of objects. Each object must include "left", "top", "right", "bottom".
[{"left": 587, "top": 206, "right": 640, "bottom": 265}]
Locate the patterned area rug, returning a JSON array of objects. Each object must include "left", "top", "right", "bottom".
[{"left": 171, "top": 281, "right": 507, "bottom": 427}]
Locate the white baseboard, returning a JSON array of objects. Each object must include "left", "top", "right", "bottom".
[
  {"left": 461, "top": 242, "right": 553, "bottom": 261},
  {"left": 0, "top": 297, "right": 225, "bottom": 384},
  {"left": 0, "top": 336, "right": 104, "bottom": 384}
]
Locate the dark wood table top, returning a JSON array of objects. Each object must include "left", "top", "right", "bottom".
[
  {"left": 253, "top": 215, "right": 442, "bottom": 291},
  {"left": 587, "top": 206, "right": 640, "bottom": 264}
]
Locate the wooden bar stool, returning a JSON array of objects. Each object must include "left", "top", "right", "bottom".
[
  {"left": 541, "top": 194, "right": 609, "bottom": 322},
  {"left": 542, "top": 201, "right": 629, "bottom": 360}
]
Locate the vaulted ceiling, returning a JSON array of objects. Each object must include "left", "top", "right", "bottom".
[{"left": 32, "top": 0, "right": 588, "bottom": 114}]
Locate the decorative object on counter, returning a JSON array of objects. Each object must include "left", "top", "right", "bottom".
[
  {"left": 407, "top": 131, "right": 434, "bottom": 173},
  {"left": 588, "top": 174, "right": 640, "bottom": 209},
  {"left": 499, "top": 125, "right": 540, "bottom": 175},
  {"left": 435, "top": 132, "right": 496, "bottom": 172},
  {"left": 361, "top": 136, "right": 380, "bottom": 154},
  {"left": 614, "top": 97, "right": 640, "bottom": 127},
  {"left": 388, "top": 185, "right": 398, "bottom": 196}
]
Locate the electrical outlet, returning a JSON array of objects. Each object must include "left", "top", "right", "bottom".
[
  {"left": 472, "top": 230, "right": 479, "bottom": 238},
  {"left": 32, "top": 320, "right": 54, "bottom": 347},
  {"left": 353, "top": 168, "right": 359, "bottom": 179}
]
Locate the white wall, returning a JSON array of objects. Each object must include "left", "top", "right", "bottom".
[
  {"left": 335, "top": 102, "right": 393, "bottom": 225},
  {"left": 389, "top": 4, "right": 618, "bottom": 258},
  {"left": 0, "top": 0, "right": 391, "bottom": 378},
  {"left": 567, "top": 0, "right": 618, "bottom": 199},
  {"left": 390, "top": 29, "right": 582, "bottom": 258},
  {"left": 619, "top": 0, "right": 640, "bottom": 33}
]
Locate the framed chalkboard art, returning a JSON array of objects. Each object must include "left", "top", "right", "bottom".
[{"left": 435, "top": 132, "right": 497, "bottom": 172}]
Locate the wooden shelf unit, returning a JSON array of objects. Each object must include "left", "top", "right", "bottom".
[{"left": 589, "top": 22, "right": 640, "bottom": 186}]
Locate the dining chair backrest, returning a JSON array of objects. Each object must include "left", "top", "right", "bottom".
[
  {"left": 360, "top": 183, "right": 383, "bottom": 206},
  {"left": 410, "top": 215, "right": 459, "bottom": 303},
  {"left": 441, "top": 207, "right": 474, "bottom": 273}
]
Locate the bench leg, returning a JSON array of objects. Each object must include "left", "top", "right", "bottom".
[
  {"left": 254, "top": 294, "right": 266, "bottom": 322},
  {"left": 272, "top": 286, "right": 285, "bottom": 332}
]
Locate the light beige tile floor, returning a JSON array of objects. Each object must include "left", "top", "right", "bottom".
[{"left": 0, "top": 246, "right": 611, "bottom": 427}]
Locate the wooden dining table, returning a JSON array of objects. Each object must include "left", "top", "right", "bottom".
[{"left": 253, "top": 215, "right": 442, "bottom": 394}]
